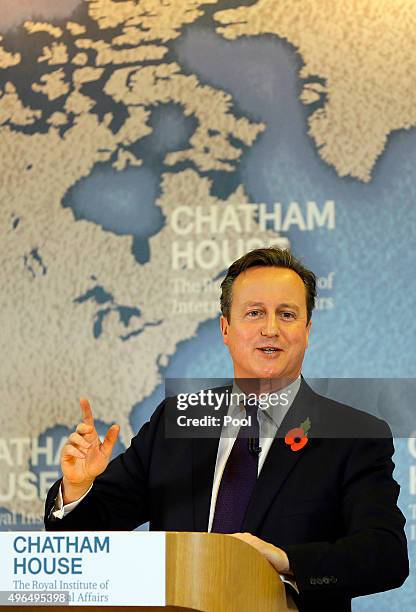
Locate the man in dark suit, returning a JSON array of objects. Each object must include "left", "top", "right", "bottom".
[{"left": 45, "top": 248, "right": 409, "bottom": 611}]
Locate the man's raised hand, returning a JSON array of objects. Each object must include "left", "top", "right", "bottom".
[{"left": 60, "top": 397, "right": 120, "bottom": 503}]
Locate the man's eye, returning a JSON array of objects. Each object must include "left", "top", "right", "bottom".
[
  {"left": 281, "top": 311, "right": 296, "bottom": 320},
  {"left": 247, "top": 310, "right": 262, "bottom": 317}
]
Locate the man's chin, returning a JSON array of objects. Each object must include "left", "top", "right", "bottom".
[
  {"left": 235, "top": 369, "right": 291, "bottom": 383},
  {"left": 257, "top": 364, "right": 288, "bottom": 380}
]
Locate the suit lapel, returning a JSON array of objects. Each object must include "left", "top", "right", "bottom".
[{"left": 242, "top": 378, "right": 320, "bottom": 533}]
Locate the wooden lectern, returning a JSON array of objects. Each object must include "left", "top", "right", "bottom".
[
  {"left": 163, "top": 532, "right": 289, "bottom": 612},
  {"left": 5, "top": 532, "right": 289, "bottom": 612}
]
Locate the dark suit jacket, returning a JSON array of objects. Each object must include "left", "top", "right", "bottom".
[{"left": 45, "top": 380, "right": 408, "bottom": 612}]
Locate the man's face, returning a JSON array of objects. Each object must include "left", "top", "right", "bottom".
[{"left": 220, "top": 266, "right": 311, "bottom": 382}]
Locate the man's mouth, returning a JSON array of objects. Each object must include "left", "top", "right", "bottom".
[{"left": 257, "top": 347, "right": 282, "bottom": 354}]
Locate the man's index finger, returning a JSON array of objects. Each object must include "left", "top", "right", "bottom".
[{"left": 80, "top": 397, "right": 94, "bottom": 425}]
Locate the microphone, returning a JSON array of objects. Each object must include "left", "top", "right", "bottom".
[{"left": 248, "top": 437, "right": 262, "bottom": 455}]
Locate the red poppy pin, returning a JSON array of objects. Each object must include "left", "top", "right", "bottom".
[{"left": 285, "top": 418, "right": 311, "bottom": 451}]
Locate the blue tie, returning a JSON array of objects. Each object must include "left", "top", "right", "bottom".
[{"left": 211, "top": 403, "right": 260, "bottom": 533}]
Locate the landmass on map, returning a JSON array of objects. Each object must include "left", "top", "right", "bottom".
[{"left": 215, "top": 0, "right": 416, "bottom": 182}]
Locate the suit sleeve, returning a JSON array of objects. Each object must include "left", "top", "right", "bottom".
[
  {"left": 282, "top": 424, "right": 409, "bottom": 599},
  {"left": 44, "top": 400, "right": 165, "bottom": 531}
]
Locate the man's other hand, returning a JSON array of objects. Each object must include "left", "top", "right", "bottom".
[
  {"left": 230, "top": 532, "right": 292, "bottom": 575},
  {"left": 60, "top": 397, "right": 120, "bottom": 504}
]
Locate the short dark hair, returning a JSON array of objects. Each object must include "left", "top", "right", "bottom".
[{"left": 220, "top": 248, "right": 316, "bottom": 324}]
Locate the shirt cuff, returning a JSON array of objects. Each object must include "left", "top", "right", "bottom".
[
  {"left": 280, "top": 576, "right": 300, "bottom": 611},
  {"left": 51, "top": 483, "right": 93, "bottom": 519},
  {"left": 280, "top": 575, "right": 299, "bottom": 595}
]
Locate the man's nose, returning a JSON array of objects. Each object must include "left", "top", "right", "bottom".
[{"left": 261, "top": 313, "right": 280, "bottom": 337}]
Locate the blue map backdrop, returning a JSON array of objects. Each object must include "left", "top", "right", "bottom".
[{"left": 0, "top": 2, "right": 415, "bottom": 610}]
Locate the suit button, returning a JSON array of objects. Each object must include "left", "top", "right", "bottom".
[
  {"left": 323, "top": 577, "right": 330, "bottom": 584},
  {"left": 316, "top": 578, "right": 323, "bottom": 585}
]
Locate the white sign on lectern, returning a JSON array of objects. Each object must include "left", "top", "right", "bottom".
[{"left": 0, "top": 531, "right": 166, "bottom": 606}]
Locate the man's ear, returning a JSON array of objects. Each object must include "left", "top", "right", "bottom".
[{"left": 220, "top": 315, "right": 230, "bottom": 346}]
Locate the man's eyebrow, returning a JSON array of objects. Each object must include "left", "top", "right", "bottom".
[
  {"left": 240, "top": 301, "right": 300, "bottom": 310},
  {"left": 278, "top": 303, "right": 300, "bottom": 311},
  {"left": 240, "top": 301, "right": 264, "bottom": 308}
]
